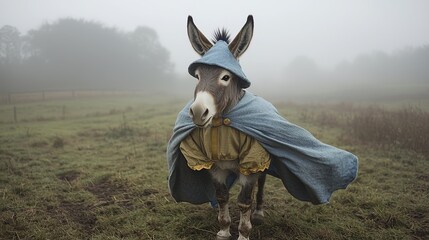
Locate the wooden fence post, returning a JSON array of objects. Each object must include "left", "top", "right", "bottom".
[
  {"left": 13, "top": 106, "right": 17, "bottom": 123},
  {"left": 62, "top": 105, "right": 66, "bottom": 120}
]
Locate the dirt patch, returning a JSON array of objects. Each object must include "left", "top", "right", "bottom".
[
  {"left": 44, "top": 195, "right": 97, "bottom": 235},
  {"left": 59, "top": 200, "right": 97, "bottom": 233},
  {"left": 77, "top": 128, "right": 105, "bottom": 138},
  {"left": 56, "top": 170, "right": 81, "bottom": 182},
  {"left": 0, "top": 210, "right": 28, "bottom": 239},
  {"left": 85, "top": 178, "right": 135, "bottom": 209},
  {"left": 85, "top": 177, "right": 162, "bottom": 211},
  {"left": 142, "top": 188, "right": 159, "bottom": 196},
  {"left": 52, "top": 136, "right": 65, "bottom": 148},
  {"left": 417, "top": 174, "right": 429, "bottom": 182},
  {"left": 30, "top": 140, "right": 49, "bottom": 148},
  {"left": 86, "top": 178, "right": 128, "bottom": 201}
]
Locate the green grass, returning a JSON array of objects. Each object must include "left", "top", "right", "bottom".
[{"left": 0, "top": 95, "right": 428, "bottom": 239}]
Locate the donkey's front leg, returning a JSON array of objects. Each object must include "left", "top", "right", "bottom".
[
  {"left": 237, "top": 173, "right": 259, "bottom": 240},
  {"left": 211, "top": 170, "right": 232, "bottom": 239}
]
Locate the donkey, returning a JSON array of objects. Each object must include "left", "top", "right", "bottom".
[
  {"left": 184, "top": 15, "right": 266, "bottom": 240},
  {"left": 169, "top": 14, "right": 358, "bottom": 240}
]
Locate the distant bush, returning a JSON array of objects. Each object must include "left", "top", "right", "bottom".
[
  {"left": 105, "top": 116, "right": 136, "bottom": 139},
  {"left": 296, "top": 103, "right": 429, "bottom": 156},
  {"left": 347, "top": 106, "right": 429, "bottom": 156}
]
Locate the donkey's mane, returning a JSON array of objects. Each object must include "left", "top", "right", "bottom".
[{"left": 212, "top": 28, "right": 230, "bottom": 44}]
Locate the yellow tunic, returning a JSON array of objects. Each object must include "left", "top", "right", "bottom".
[{"left": 179, "top": 118, "right": 271, "bottom": 175}]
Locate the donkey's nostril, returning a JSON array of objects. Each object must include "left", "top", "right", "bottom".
[
  {"left": 201, "top": 109, "right": 209, "bottom": 120},
  {"left": 189, "top": 91, "right": 215, "bottom": 126}
]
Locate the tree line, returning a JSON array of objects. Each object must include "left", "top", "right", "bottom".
[
  {"left": 0, "top": 18, "right": 175, "bottom": 92},
  {"left": 282, "top": 45, "right": 429, "bottom": 100},
  {"left": 1, "top": 18, "right": 428, "bottom": 100}
]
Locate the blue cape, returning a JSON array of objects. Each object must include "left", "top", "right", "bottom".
[{"left": 167, "top": 91, "right": 358, "bottom": 205}]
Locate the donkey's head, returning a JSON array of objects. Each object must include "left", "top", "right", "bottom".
[{"left": 187, "top": 15, "right": 254, "bottom": 127}]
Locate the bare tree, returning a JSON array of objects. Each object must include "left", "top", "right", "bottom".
[{"left": 0, "top": 25, "right": 22, "bottom": 64}]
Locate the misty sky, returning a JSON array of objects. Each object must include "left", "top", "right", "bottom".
[{"left": 1, "top": 0, "right": 429, "bottom": 84}]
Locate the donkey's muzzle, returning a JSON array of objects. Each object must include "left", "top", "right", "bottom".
[
  {"left": 189, "top": 91, "right": 216, "bottom": 127},
  {"left": 189, "top": 105, "right": 210, "bottom": 127}
]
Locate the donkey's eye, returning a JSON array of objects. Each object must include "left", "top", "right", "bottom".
[
  {"left": 195, "top": 74, "right": 199, "bottom": 80},
  {"left": 221, "top": 75, "right": 230, "bottom": 81}
]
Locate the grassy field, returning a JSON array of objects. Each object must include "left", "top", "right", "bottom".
[{"left": 0, "top": 93, "right": 428, "bottom": 240}]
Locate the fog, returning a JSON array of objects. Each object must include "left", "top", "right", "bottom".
[{"left": 1, "top": 0, "right": 429, "bottom": 101}]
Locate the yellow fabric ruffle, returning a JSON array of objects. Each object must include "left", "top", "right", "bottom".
[{"left": 180, "top": 123, "right": 271, "bottom": 175}]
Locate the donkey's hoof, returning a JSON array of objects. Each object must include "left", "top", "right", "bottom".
[
  {"left": 216, "top": 230, "right": 231, "bottom": 240},
  {"left": 237, "top": 236, "right": 250, "bottom": 240},
  {"left": 251, "top": 210, "right": 264, "bottom": 225},
  {"left": 215, "top": 236, "right": 230, "bottom": 240}
]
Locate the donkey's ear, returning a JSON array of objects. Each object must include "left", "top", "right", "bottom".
[
  {"left": 229, "top": 15, "right": 254, "bottom": 58},
  {"left": 187, "top": 16, "right": 213, "bottom": 56}
]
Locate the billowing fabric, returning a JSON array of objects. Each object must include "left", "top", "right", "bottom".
[
  {"left": 188, "top": 41, "right": 251, "bottom": 88},
  {"left": 167, "top": 91, "right": 358, "bottom": 205},
  {"left": 179, "top": 123, "right": 271, "bottom": 175}
]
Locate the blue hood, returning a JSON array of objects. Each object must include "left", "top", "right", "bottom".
[{"left": 188, "top": 41, "right": 251, "bottom": 88}]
